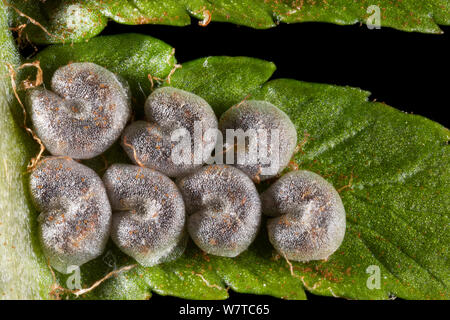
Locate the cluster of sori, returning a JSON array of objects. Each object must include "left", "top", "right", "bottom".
[{"left": 27, "top": 63, "right": 346, "bottom": 274}]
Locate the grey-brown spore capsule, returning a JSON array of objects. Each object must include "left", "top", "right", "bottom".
[
  {"left": 261, "top": 170, "right": 346, "bottom": 262},
  {"left": 177, "top": 165, "right": 261, "bottom": 257},
  {"left": 29, "top": 157, "right": 111, "bottom": 274},
  {"left": 103, "top": 164, "right": 186, "bottom": 267},
  {"left": 27, "top": 62, "right": 131, "bottom": 159},
  {"left": 219, "top": 100, "right": 297, "bottom": 182},
  {"left": 122, "top": 87, "right": 218, "bottom": 177}
]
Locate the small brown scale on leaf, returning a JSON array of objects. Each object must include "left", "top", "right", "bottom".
[
  {"left": 261, "top": 170, "right": 346, "bottom": 262},
  {"left": 122, "top": 87, "right": 218, "bottom": 177},
  {"left": 177, "top": 165, "right": 261, "bottom": 257},
  {"left": 29, "top": 157, "right": 111, "bottom": 274},
  {"left": 26, "top": 62, "right": 131, "bottom": 159},
  {"left": 103, "top": 164, "right": 186, "bottom": 267},
  {"left": 219, "top": 100, "right": 297, "bottom": 182}
]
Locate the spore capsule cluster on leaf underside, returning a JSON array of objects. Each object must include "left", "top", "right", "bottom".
[
  {"left": 103, "top": 164, "right": 187, "bottom": 267},
  {"left": 262, "top": 170, "right": 346, "bottom": 262},
  {"left": 29, "top": 157, "right": 111, "bottom": 274},
  {"left": 219, "top": 100, "right": 298, "bottom": 183},
  {"left": 121, "top": 86, "right": 218, "bottom": 178},
  {"left": 27, "top": 62, "right": 131, "bottom": 159},
  {"left": 177, "top": 164, "right": 261, "bottom": 257},
  {"left": 27, "top": 63, "right": 346, "bottom": 273}
]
